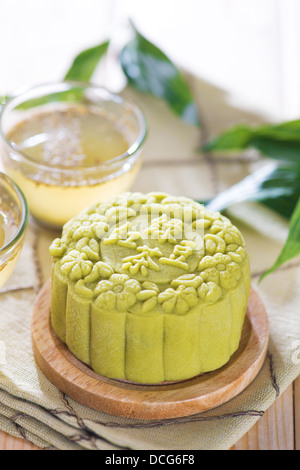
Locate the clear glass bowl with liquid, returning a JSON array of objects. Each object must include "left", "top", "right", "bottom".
[
  {"left": 0, "top": 172, "right": 29, "bottom": 288},
  {"left": 0, "top": 82, "right": 147, "bottom": 229}
]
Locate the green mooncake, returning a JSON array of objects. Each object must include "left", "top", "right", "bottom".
[{"left": 49, "top": 192, "right": 251, "bottom": 384}]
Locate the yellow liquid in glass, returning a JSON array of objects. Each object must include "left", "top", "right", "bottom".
[
  {"left": 0, "top": 211, "right": 23, "bottom": 288},
  {"left": 7, "top": 107, "right": 142, "bottom": 227},
  {"left": 9, "top": 107, "right": 130, "bottom": 167},
  {"left": 8, "top": 165, "right": 141, "bottom": 228},
  {"left": 0, "top": 254, "right": 20, "bottom": 288}
]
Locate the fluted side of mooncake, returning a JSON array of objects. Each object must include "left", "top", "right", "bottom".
[{"left": 49, "top": 192, "right": 251, "bottom": 383}]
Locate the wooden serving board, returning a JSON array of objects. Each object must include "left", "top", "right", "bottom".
[{"left": 31, "top": 281, "right": 269, "bottom": 420}]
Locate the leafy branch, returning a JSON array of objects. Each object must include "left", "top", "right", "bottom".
[
  {"left": 63, "top": 23, "right": 200, "bottom": 126},
  {"left": 119, "top": 22, "right": 200, "bottom": 126},
  {"left": 2, "top": 22, "right": 200, "bottom": 128},
  {"left": 203, "top": 121, "right": 300, "bottom": 280},
  {"left": 64, "top": 40, "right": 110, "bottom": 82}
]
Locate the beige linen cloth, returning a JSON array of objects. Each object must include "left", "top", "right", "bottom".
[{"left": 0, "top": 83, "right": 299, "bottom": 450}]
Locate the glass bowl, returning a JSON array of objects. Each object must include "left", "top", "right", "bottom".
[
  {"left": 0, "top": 172, "right": 29, "bottom": 288},
  {"left": 0, "top": 82, "right": 147, "bottom": 229}
]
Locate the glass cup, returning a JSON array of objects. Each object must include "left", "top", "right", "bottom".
[
  {"left": 0, "top": 172, "right": 29, "bottom": 288},
  {"left": 0, "top": 82, "right": 147, "bottom": 229}
]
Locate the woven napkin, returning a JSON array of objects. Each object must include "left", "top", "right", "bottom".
[{"left": 0, "top": 85, "right": 299, "bottom": 450}]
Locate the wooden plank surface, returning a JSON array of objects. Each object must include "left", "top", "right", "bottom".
[
  {"left": 232, "top": 384, "right": 295, "bottom": 450},
  {"left": 0, "top": 431, "right": 39, "bottom": 450},
  {"left": 294, "top": 375, "right": 300, "bottom": 451},
  {"left": 232, "top": 376, "right": 299, "bottom": 450}
]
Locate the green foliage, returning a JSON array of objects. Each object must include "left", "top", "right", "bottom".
[
  {"left": 204, "top": 121, "right": 300, "bottom": 279},
  {"left": 119, "top": 24, "right": 200, "bottom": 126},
  {"left": 64, "top": 41, "right": 110, "bottom": 82},
  {"left": 260, "top": 197, "right": 300, "bottom": 281}
]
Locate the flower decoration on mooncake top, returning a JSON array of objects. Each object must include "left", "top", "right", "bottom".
[
  {"left": 94, "top": 274, "right": 141, "bottom": 311},
  {"left": 199, "top": 252, "right": 243, "bottom": 290},
  {"left": 49, "top": 191, "right": 250, "bottom": 315},
  {"left": 75, "top": 237, "right": 100, "bottom": 262},
  {"left": 59, "top": 250, "right": 93, "bottom": 281},
  {"left": 63, "top": 212, "right": 109, "bottom": 241},
  {"left": 157, "top": 285, "right": 199, "bottom": 314}
]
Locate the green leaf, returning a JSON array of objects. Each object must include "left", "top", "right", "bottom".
[
  {"left": 206, "top": 162, "right": 300, "bottom": 219},
  {"left": 119, "top": 23, "right": 200, "bottom": 126},
  {"left": 255, "top": 119, "right": 300, "bottom": 141},
  {"left": 64, "top": 40, "right": 110, "bottom": 82},
  {"left": 15, "top": 86, "right": 85, "bottom": 111},
  {"left": 15, "top": 41, "right": 110, "bottom": 111},
  {"left": 202, "top": 112, "right": 300, "bottom": 279},
  {"left": 260, "top": 197, "right": 300, "bottom": 281},
  {"left": 248, "top": 136, "right": 300, "bottom": 163},
  {"left": 203, "top": 125, "right": 252, "bottom": 152},
  {"left": 0, "top": 95, "right": 9, "bottom": 105},
  {"left": 205, "top": 161, "right": 300, "bottom": 279},
  {"left": 203, "top": 119, "right": 300, "bottom": 163}
]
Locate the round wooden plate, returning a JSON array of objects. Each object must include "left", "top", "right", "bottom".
[{"left": 31, "top": 281, "right": 269, "bottom": 420}]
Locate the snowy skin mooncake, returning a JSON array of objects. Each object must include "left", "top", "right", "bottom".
[{"left": 49, "top": 192, "right": 251, "bottom": 384}]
